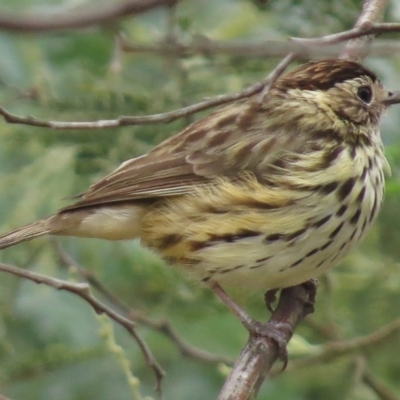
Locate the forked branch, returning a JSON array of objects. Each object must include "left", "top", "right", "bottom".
[
  {"left": 0, "top": 262, "right": 165, "bottom": 397},
  {"left": 217, "top": 284, "right": 316, "bottom": 400}
]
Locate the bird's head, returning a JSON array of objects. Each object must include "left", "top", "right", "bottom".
[{"left": 273, "top": 59, "right": 396, "bottom": 134}]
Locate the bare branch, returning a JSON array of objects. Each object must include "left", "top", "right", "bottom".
[
  {"left": 53, "top": 241, "right": 234, "bottom": 366},
  {"left": 286, "top": 317, "right": 400, "bottom": 372},
  {"left": 120, "top": 34, "right": 400, "bottom": 60},
  {"left": 363, "top": 367, "right": 400, "bottom": 400},
  {"left": 0, "top": 261, "right": 165, "bottom": 394},
  {"left": 0, "top": 55, "right": 294, "bottom": 130},
  {"left": 120, "top": 34, "right": 316, "bottom": 58},
  {"left": 341, "top": 0, "right": 388, "bottom": 60},
  {"left": 217, "top": 284, "right": 315, "bottom": 400},
  {"left": 0, "top": 0, "right": 177, "bottom": 33},
  {"left": 259, "top": 53, "right": 296, "bottom": 102},
  {"left": 291, "top": 22, "right": 400, "bottom": 46}
]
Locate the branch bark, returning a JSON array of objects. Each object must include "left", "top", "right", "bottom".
[
  {"left": 120, "top": 35, "right": 400, "bottom": 59},
  {"left": 341, "top": 0, "right": 388, "bottom": 60},
  {"left": 292, "top": 22, "right": 400, "bottom": 46},
  {"left": 0, "top": 261, "right": 165, "bottom": 396},
  {"left": 54, "top": 241, "right": 234, "bottom": 366},
  {"left": 286, "top": 317, "right": 400, "bottom": 372},
  {"left": 0, "top": 0, "right": 177, "bottom": 33},
  {"left": 0, "top": 54, "right": 294, "bottom": 130},
  {"left": 217, "top": 284, "right": 315, "bottom": 400}
]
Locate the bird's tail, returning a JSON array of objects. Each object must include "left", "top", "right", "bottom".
[{"left": 0, "top": 220, "right": 50, "bottom": 250}]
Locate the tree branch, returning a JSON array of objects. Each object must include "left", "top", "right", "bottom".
[
  {"left": 0, "top": 54, "right": 294, "bottom": 130},
  {"left": 120, "top": 35, "right": 400, "bottom": 60},
  {"left": 0, "top": 261, "right": 165, "bottom": 396},
  {"left": 0, "top": 0, "right": 177, "bottom": 33},
  {"left": 286, "top": 317, "right": 400, "bottom": 372},
  {"left": 291, "top": 22, "right": 400, "bottom": 46},
  {"left": 53, "top": 241, "right": 234, "bottom": 366},
  {"left": 217, "top": 284, "right": 315, "bottom": 400},
  {"left": 363, "top": 367, "right": 400, "bottom": 400},
  {"left": 341, "top": 0, "right": 388, "bottom": 60}
]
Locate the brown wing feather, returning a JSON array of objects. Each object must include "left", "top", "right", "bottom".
[{"left": 61, "top": 97, "right": 301, "bottom": 212}]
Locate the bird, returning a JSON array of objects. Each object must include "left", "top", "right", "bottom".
[{"left": 0, "top": 59, "right": 397, "bottom": 303}]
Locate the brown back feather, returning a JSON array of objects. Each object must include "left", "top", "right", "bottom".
[{"left": 61, "top": 59, "right": 372, "bottom": 212}]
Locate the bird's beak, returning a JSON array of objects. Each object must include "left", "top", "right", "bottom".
[{"left": 383, "top": 90, "right": 400, "bottom": 106}]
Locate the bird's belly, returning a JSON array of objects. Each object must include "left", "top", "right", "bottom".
[
  {"left": 142, "top": 165, "right": 384, "bottom": 291},
  {"left": 192, "top": 219, "right": 358, "bottom": 290},
  {"left": 194, "top": 186, "right": 382, "bottom": 290}
]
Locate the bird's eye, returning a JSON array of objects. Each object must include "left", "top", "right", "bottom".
[{"left": 357, "top": 86, "right": 373, "bottom": 104}]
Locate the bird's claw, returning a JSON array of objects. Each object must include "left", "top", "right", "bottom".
[{"left": 248, "top": 320, "right": 292, "bottom": 370}]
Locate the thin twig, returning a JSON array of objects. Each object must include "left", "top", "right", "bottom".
[
  {"left": 291, "top": 22, "right": 400, "bottom": 46},
  {"left": 120, "top": 35, "right": 400, "bottom": 59},
  {"left": 53, "top": 241, "right": 234, "bottom": 365},
  {"left": 0, "top": 0, "right": 177, "bottom": 33},
  {"left": 0, "top": 262, "right": 165, "bottom": 396},
  {"left": 0, "top": 54, "right": 294, "bottom": 130},
  {"left": 286, "top": 317, "right": 400, "bottom": 372},
  {"left": 363, "top": 368, "right": 400, "bottom": 400},
  {"left": 341, "top": 0, "right": 388, "bottom": 60},
  {"left": 259, "top": 53, "right": 296, "bottom": 102}
]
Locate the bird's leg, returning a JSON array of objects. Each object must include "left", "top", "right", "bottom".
[
  {"left": 264, "top": 288, "right": 279, "bottom": 313},
  {"left": 265, "top": 279, "right": 318, "bottom": 314},
  {"left": 209, "top": 282, "right": 291, "bottom": 364},
  {"left": 300, "top": 278, "right": 318, "bottom": 314},
  {"left": 210, "top": 282, "right": 257, "bottom": 331}
]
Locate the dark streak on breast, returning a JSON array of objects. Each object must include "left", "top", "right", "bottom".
[
  {"left": 264, "top": 233, "right": 284, "bottom": 242},
  {"left": 158, "top": 233, "right": 184, "bottom": 250},
  {"left": 336, "top": 204, "right": 348, "bottom": 217},
  {"left": 329, "top": 221, "right": 345, "bottom": 239},
  {"left": 369, "top": 193, "right": 378, "bottom": 223},
  {"left": 337, "top": 177, "right": 356, "bottom": 201},
  {"left": 350, "top": 209, "right": 362, "bottom": 225},
  {"left": 285, "top": 227, "right": 307, "bottom": 241},
  {"left": 357, "top": 187, "right": 366, "bottom": 203},
  {"left": 319, "top": 182, "right": 340, "bottom": 195},
  {"left": 313, "top": 215, "right": 332, "bottom": 229},
  {"left": 256, "top": 256, "right": 272, "bottom": 263},
  {"left": 320, "top": 240, "right": 333, "bottom": 251},
  {"left": 209, "top": 229, "right": 261, "bottom": 243},
  {"left": 305, "top": 248, "right": 319, "bottom": 258},
  {"left": 361, "top": 167, "right": 368, "bottom": 181},
  {"left": 190, "top": 241, "right": 209, "bottom": 251},
  {"left": 349, "top": 228, "right": 358, "bottom": 241},
  {"left": 290, "top": 257, "right": 305, "bottom": 268},
  {"left": 322, "top": 146, "right": 344, "bottom": 167}
]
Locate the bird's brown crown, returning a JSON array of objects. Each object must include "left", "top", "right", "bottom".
[{"left": 277, "top": 59, "right": 378, "bottom": 91}]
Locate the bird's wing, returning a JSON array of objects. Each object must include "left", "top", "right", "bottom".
[{"left": 61, "top": 99, "right": 301, "bottom": 211}]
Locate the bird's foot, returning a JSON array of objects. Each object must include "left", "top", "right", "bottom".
[
  {"left": 248, "top": 319, "right": 292, "bottom": 369},
  {"left": 264, "top": 288, "right": 279, "bottom": 313},
  {"left": 265, "top": 279, "right": 318, "bottom": 315},
  {"left": 300, "top": 279, "right": 318, "bottom": 315},
  {"left": 210, "top": 282, "right": 292, "bottom": 368}
]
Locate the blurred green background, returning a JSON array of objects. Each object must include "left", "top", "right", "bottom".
[{"left": 1, "top": 0, "right": 400, "bottom": 399}]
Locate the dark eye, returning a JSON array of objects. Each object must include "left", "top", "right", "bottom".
[{"left": 357, "top": 86, "right": 373, "bottom": 104}]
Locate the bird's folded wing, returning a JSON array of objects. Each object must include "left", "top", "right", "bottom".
[{"left": 61, "top": 100, "right": 301, "bottom": 211}]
